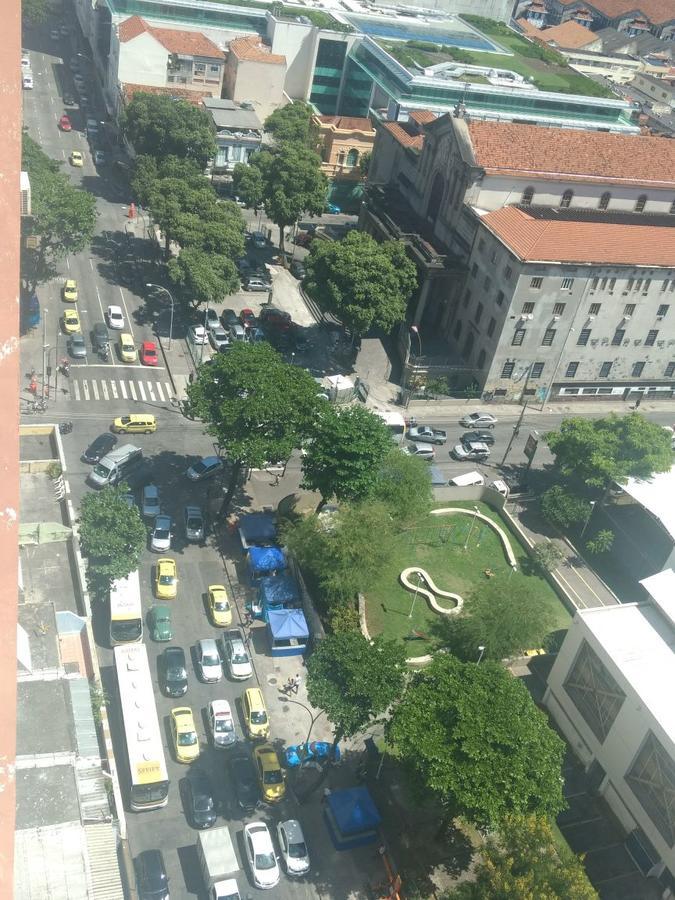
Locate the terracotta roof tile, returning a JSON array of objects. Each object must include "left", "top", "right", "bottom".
[
  {"left": 536, "top": 20, "right": 599, "bottom": 48},
  {"left": 229, "top": 35, "right": 285, "bottom": 65},
  {"left": 558, "top": 0, "right": 675, "bottom": 26},
  {"left": 408, "top": 109, "right": 437, "bottom": 124},
  {"left": 118, "top": 15, "right": 224, "bottom": 58},
  {"left": 381, "top": 121, "right": 424, "bottom": 150},
  {"left": 121, "top": 83, "right": 213, "bottom": 105},
  {"left": 317, "top": 115, "right": 375, "bottom": 132},
  {"left": 118, "top": 15, "right": 148, "bottom": 43},
  {"left": 481, "top": 206, "right": 675, "bottom": 266},
  {"left": 516, "top": 18, "right": 543, "bottom": 37},
  {"left": 467, "top": 121, "right": 675, "bottom": 189}
]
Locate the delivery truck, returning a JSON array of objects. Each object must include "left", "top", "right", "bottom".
[{"left": 197, "top": 826, "right": 241, "bottom": 900}]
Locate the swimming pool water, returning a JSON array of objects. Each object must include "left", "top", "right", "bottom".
[{"left": 346, "top": 16, "right": 500, "bottom": 52}]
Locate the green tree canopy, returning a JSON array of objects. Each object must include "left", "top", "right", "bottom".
[
  {"left": 264, "top": 101, "right": 319, "bottom": 148},
  {"left": 372, "top": 448, "right": 433, "bottom": 523},
  {"left": 304, "top": 231, "right": 417, "bottom": 337},
  {"left": 442, "top": 814, "right": 597, "bottom": 900},
  {"left": 79, "top": 486, "right": 146, "bottom": 588},
  {"left": 233, "top": 144, "right": 327, "bottom": 257},
  {"left": 167, "top": 247, "right": 239, "bottom": 306},
  {"left": 541, "top": 485, "right": 592, "bottom": 529},
  {"left": 186, "top": 342, "right": 321, "bottom": 506},
  {"left": 22, "top": 0, "right": 52, "bottom": 23},
  {"left": 122, "top": 93, "right": 216, "bottom": 167},
  {"left": 301, "top": 406, "right": 394, "bottom": 506},
  {"left": 307, "top": 631, "right": 406, "bottom": 745},
  {"left": 22, "top": 136, "right": 97, "bottom": 288},
  {"left": 545, "top": 413, "right": 672, "bottom": 491},
  {"left": 387, "top": 655, "right": 566, "bottom": 828}
]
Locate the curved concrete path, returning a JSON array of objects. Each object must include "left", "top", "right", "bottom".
[
  {"left": 430, "top": 507, "right": 518, "bottom": 570},
  {"left": 399, "top": 567, "right": 463, "bottom": 615}
]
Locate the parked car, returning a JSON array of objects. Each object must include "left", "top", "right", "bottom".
[
  {"left": 403, "top": 442, "right": 435, "bottom": 460},
  {"left": 326, "top": 201, "right": 341, "bottom": 214},
  {"left": 85, "top": 116, "right": 98, "bottom": 135},
  {"left": 183, "top": 770, "right": 217, "bottom": 829},
  {"left": 155, "top": 558, "right": 178, "bottom": 600},
  {"left": 204, "top": 308, "right": 220, "bottom": 331},
  {"left": 208, "top": 584, "right": 232, "bottom": 627},
  {"left": 220, "top": 308, "right": 239, "bottom": 329},
  {"left": 239, "top": 308, "right": 257, "bottom": 328},
  {"left": 259, "top": 306, "right": 291, "bottom": 332},
  {"left": 50, "top": 28, "right": 60, "bottom": 40},
  {"left": 289, "top": 259, "right": 306, "bottom": 279},
  {"left": 62, "top": 93, "right": 76, "bottom": 107},
  {"left": 171, "top": 706, "right": 200, "bottom": 763},
  {"left": 142, "top": 484, "right": 160, "bottom": 518},
  {"left": 245, "top": 822, "right": 280, "bottom": 890},
  {"left": 254, "top": 744, "right": 286, "bottom": 803},
  {"left": 63, "top": 308, "right": 81, "bottom": 334},
  {"left": 208, "top": 699, "right": 236, "bottom": 748},
  {"left": 188, "top": 325, "right": 208, "bottom": 345},
  {"left": 195, "top": 638, "right": 222, "bottom": 683},
  {"left": 461, "top": 430, "right": 496, "bottom": 446},
  {"left": 69, "top": 150, "right": 84, "bottom": 168},
  {"left": 148, "top": 604, "right": 173, "bottom": 642},
  {"left": 62, "top": 278, "right": 78, "bottom": 302},
  {"left": 209, "top": 325, "right": 229, "bottom": 352},
  {"left": 140, "top": 341, "right": 158, "bottom": 366},
  {"left": 106, "top": 305, "right": 124, "bottom": 329},
  {"left": 81, "top": 433, "right": 117, "bottom": 464},
  {"left": 459, "top": 412, "right": 498, "bottom": 429},
  {"left": 22, "top": 73, "right": 34, "bottom": 90},
  {"left": 228, "top": 748, "right": 260, "bottom": 813},
  {"left": 161, "top": 646, "right": 188, "bottom": 697},
  {"left": 250, "top": 230, "right": 267, "bottom": 249},
  {"left": 186, "top": 456, "right": 223, "bottom": 481},
  {"left": 277, "top": 819, "right": 310, "bottom": 876},
  {"left": 93, "top": 149, "right": 106, "bottom": 167},
  {"left": 59, "top": 114, "right": 72, "bottom": 131},
  {"left": 451, "top": 441, "right": 490, "bottom": 461},
  {"left": 135, "top": 850, "right": 169, "bottom": 900},
  {"left": 67, "top": 333, "right": 86, "bottom": 358},
  {"left": 228, "top": 324, "right": 246, "bottom": 343},
  {"left": 222, "top": 627, "right": 252, "bottom": 680},
  {"left": 184, "top": 505, "right": 204, "bottom": 542},
  {"left": 243, "top": 276, "right": 270, "bottom": 292},
  {"left": 294, "top": 231, "right": 314, "bottom": 248},
  {"left": 407, "top": 425, "right": 447, "bottom": 445},
  {"left": 150, "top": 514, "right": 173, "bottom": 553}
]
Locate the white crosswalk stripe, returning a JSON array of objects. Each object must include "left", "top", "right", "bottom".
[
  {"left": 102, "top": 381, "right": 109, "bottom": 401},
  {"left": 83, "top": 381, "right": 90, "bottom": 401},
  {"left": 147, "top": 383, "right": 156, "bottom": 402},
  {"left": 165, "top": 382, "right": 173, "bottom": 398},
  {"left": 155, "top": 382, "right": 164, "bottom": 402},
  {"left": 111, "top": 381, "right": 119, "bottom": 399},
  {"left": 92, "top": 381, "right": 99, "bottom": 401},
  {"left": 120, "top": 381, "right": 128, "bottom": 400},
  {"left": 73, "top": 381, "right": 81, "bottom": 401},
  {"left": 138, "top": 382, "right": 146, "bottom": 402},
  {"left": 129, "top": 381, "right": 137, "bottom": 401},
  {"left": 69, "top": 377, "right": 176, "bottom": 404}
]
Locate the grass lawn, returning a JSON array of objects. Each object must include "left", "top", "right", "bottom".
[{"left": 364, "top": 501, "right": 570, "bottom": 657}]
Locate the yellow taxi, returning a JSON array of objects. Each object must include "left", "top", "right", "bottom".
[
  {"left": 170, "top": 707, "right": 200, "bottom": 763},
  {"left": 70, "top": 150, "right": 84, "bottom": 167},
  {"left": 112, "top": 414, "right": 157, "bottom": 435},
  {"left": 118, "top": 332, "right": 137, "bottom": 363},
  {"left": 155, "top": 558, "right": 177, "bottom": 600},
  {"left": 63, "top": 308, "right": 81, "bottom": 333},
  {"left": 208, "top": 584, "right": 232, "bottom": 626},
  {"left": 62, "top": 279, "right": 78, "bottom": 302},
  {"left": 243, "top": 687, "right": 270, "bottom": 740},
  {"left": 254, "top": 744, "right": 286, "bottom": 802}
]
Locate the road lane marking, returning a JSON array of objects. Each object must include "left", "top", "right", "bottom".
[
  {"left": 101, "top": 381, "right": 109, "bottom": 400},
  {"left": 138, "top": 382, "right": 146, "bottom": 402},
  {"left": 165, "top": 382, "right": 173, "bottom": 398},
  {"left": 155, "top": 383, "right": 164, "bottom": 402},
  {"left": 92, "top": 381, "right": 99, "bottom": 400},
  {"left": 83, "top": 381, "right": 90, "bottom": 401},
  {"left": 111, "top": 381, "right": 119, "bottom": 399},
  {"left": 147, "top": 383, "right": 156, "bottom": 402},
  {"left": 73, "top": 380, "right": 81, "bottom": 401},
  {"left": 120, "top": 381, "right": 128, "bottom": 400},
  {"left": 129, "top": 381, "right": 137, "bottom": 401}
]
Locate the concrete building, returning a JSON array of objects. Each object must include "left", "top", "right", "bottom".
[
  {"left": 542, "top": 0, "right": 675, "bottom": 41},
  {"left": 631, "top": 72, "right": 675, "bottom": 112},
  {"left": 544, "top": 579, "right": 675, "bottom": 889},
  {"left": 315, "top": 114, "right": 375, "bottom": 180},
  {"left": 202, "top": 97, "right": 264, "bottom": 172},
  {"left": 223, "top": 34, "right": 287, "bottom": 121}
]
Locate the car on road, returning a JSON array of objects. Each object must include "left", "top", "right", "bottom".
[
  {"left": 93, "top": 150, "right": 105, "bottom": 167},
  {"left": 114, "top": 414, "right": 157, "bottom": 435},
  {"left": 92, "top": 322, "right": 109, "bottom": 353},
  {"left": 73, "top": 73, "right": 85, "bottom": 90},
  {"left": 184, "top": 505, "right": 204, "bottom": 543},
  {"left": 69, "top": 150, "right": 84, "bottom": 168},
  {"left": 209, "top": 325, "right": 229, "bottom": 352},
  {"left": 67, "top": 333, "right": 86, "bottom": 358},
  {"left": 228, "top": 323, "right": 246, "bottom": 343},
  {"left": 62, "top": 278, "right": 78, "bottom": 302},
  {"left": 289, "top": 259, "right": 306, "bottom": 279},
  {"left": 228, "top": 748, "right": 260, "bottom": 813},
  {"left": 148, "top": 604, "right": 173, "bottom": 641},
  {"left": 186, "top": 455, "right": 223, "bottom": 482},
  {"left": 81, "top": 433, "right": 117, "bottom": 464},
  {"left": 63, "top": 308, "right": 81, "bottom": 334},
  {"left": 50, "top": 28, "right": 60, "bottom": 40},
  {"left": 403, "top": 442, "right": 435, "bottom": 460},
  {"left": 243, "top": 276, "right": 270, "bottom": 292},
  {"left": 140, "top": 341, "right": 158, "bottom": 366},
  {"left": 204, "top": 308, "right": 220, "bottom": 331},
  {"left": 155, "top": 558, "right": 178, "bottom": 600},
  {"left": 243, "top": 687, "right": 269, "bottom": 740},
  {"left": 259, "top": 306, "right": 291, "bottom": 332},
  {"left": 60, "top": 23, "right": 70, "bottom": 36},
  {"left": 59, "top": 114, "right": 72, "bottom": 131},
  {"left": 223, "top": 627, "right": 252, "bottom": 680},
  {"left": 220, "top": 308, "right": 239, "bottom": 329},
  {"left": 277, "top": 819, "right": 310, "bottom": 877},
  {"left": 86, "top": 117, "right": 99, "bottom": 135},
  {"left": 407, "top": 425, "right": 447, "bottom": 445},
  {"left": 207, "top": 584, "right": 232, "bottom": 627},
  {"left": 69, "top": 58, "right": 79, "bottom": 73},
  {"left": 171, "top": 706, "right": 200, "bottom": 763},
  {"left": 461, "top": 430, "right": 496, "bottom": 446},
  {"left": 22, "top": 73, "right": 33, "bottom": 90},
  {"left": 208, "top": 699, "right": 236, "bottom": 748},
  {"left": 150, "top": 514, "right": 173, "bottom": 552},
  {"left": 118, "top": 332, "right": 137, "bottom": 363},
  {"left": 459, "top": 412, "right": 498, "bottom": 429},
  {"left": 195, "top": 638, "right": 222, "bottom": 683},
  {"left": 250, "top": 230, "right": 267, "bottom": 249},
  {"left": 62, "top": 93, "right": 76, "bottom": 107},
  {"left": 135, "top": 849, "right": 169, "bottom": 900},
  {"left": 326, "top": 201, "right": 341, "bottom": 214},
  {"left": 106, "top": 305, "right": 124, "bottom": 329},
  {"left": 245, "top": 822, "right": 280, "bottom": 890},
  {"left": 451, "top": 441, "right": 490, "bottom": 461},
  {"left": 254, "top": 744, "right": 285, "bottom": 803},
  {"left": 183, "top": 769, "right": 217, "bottom": 829},
  {"left": 239, "top": 308, "right": 257, "bottom": 329},
  {"left": 188, "top": 324, "right": 208, "bottom": 345},
  {"left": 161, "top": 646, "right": 188, "bottom": 697}
]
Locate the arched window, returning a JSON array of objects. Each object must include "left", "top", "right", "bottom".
[
  {"left": 560, "top": 189, "right": 574, "bottom": 209},
  {"left": 599, "top": 192, "right": 611, "bottom": 210},
  {"left": 337, "top": 151, "right": 345, "bottom": 166},
  {"left": 346, "top": 148, "right": 359, "bottom": 167},
  {"left": 635, "top": 194, "right": 648, "bottom": 213},
  {"left": 521, "top": 186, "right": 534, "bottom": 206},
  {"left": 426, "top": 171, "right": 446, "bottom": 223}
]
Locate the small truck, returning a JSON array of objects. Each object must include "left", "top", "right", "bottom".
[{"left": 406, "top": 424, "right": 448, "bottom": 445}]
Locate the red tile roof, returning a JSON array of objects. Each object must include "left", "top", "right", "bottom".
[
  {"left": 467, "top": 121, "right": 675, "bottom": 189},
  {"left": 535, "top": 20, "right": 599, "bottom": 48},
  {"left": 381, "top": 121, "right": 424, "bottom": 150},
  {"left": 118, "top": 15, "right": 224, "bottom": 58},
  {"left": 481, "top": 206, "right": 675, "bottom": 266},
  {"left": 557, "top": 0, "right": 675, "bottom": 26},
  {"left": 229, "top": 35, "right": 285, "bottom": 65},
  {"left": 408, "top": 109, "right": 437, "bottom": 124},
  {"left": 118, "top": 15, "right": 147, "bottom": 43},
  {"left": 317, "top": 115, "right": 374, "bottom": 132}
]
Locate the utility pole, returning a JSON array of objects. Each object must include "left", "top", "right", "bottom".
[
  {"left": 500, "top": 402, "right": 528, "bottom": 467},
  {"left": 42, "top": 308, "right": 48, "bottom": 403}
]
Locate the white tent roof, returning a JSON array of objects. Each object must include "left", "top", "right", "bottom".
[{"left": 620, "top": 465, "right": 675, "bottom": 542}]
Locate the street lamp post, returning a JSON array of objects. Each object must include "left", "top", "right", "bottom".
[
  {"left": 464, "top": 505, "right": 480, "bottom": 551},
  {"left": 580, "top": 500, "right": 597, "bottom": 540},
  {"left": 42, "top": 308, "right": 48, "bottom": 403},
  {"left": 146, "top": 283, "right": 175, "bottom": 350},
  {"left": 281, "top": 697, "right": 326, "bottom": 746},
  {"left": 408, "top": 572, "right": 423, "bottom": 619},
  {"left": 477, "top": 645, "right": 486, "bottom": 664},
  {"left": 404, "top": 325, "right": 423, "bottom": 410}
]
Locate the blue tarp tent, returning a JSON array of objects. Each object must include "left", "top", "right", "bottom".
[
  {"left": 325, "top": 787, "right": 381, "bottom": 850},
  {"left": 429, "top": 465, "right": 446, "bottom": 485},
  {"left": 248, "top": 545, "right": 287, "bottom": 579},
  {"left": 239, "top": 512, "right": 277, "bottom": 550},
  {"left": 267, "top": 608, "right": 309, "bottom": 656},
  {"left": 253, "top": 574, "right": 300, "bottom": 619}
]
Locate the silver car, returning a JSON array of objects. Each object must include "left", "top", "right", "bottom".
[
  {"left": 277, "top": 819, "right": 310, "bottom": 877},
  {"left": 184, "top": 505, "right": 204, "bottom": 542},
  {"left": 196, "top": 638, "right": 222, "bottom": 683},
  {"left": 223, "top": 627, "right": 252, "bottom": 680},
  {"left": 208, "top": 699, "right": 236, "bottom": 747},
  {"left": 142, "top": 483, "right": 160, "bottom": 518},
  {"left": 150, "top": 514, "right": 172, "bottom": 552}
]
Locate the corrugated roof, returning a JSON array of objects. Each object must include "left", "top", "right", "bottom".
[
  {"left": 229, "top": 34, "right": 285, "bottom": 65},
  {"left": 480, "top": 205, "right": 675, "bottom": 266},
  {"left": 84, "top": 823, "right": 125, "bottom": 900}
]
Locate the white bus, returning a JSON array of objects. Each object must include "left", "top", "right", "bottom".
[
  {"left": 114, "top": 643, "right": 169, "bottom": 811},
  {"left": 109, "top": 569, "right": 143, "bottom": 645},
  {"left": 374, "top": 409, "right": 406, "bottom": 444}
]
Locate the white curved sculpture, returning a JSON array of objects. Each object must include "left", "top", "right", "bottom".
[
  {"left": 399, "top": 567, "right": 464, "bottom": 616},
  {"left": 430, "top": 507, "right": 518, "bottom": 570}
]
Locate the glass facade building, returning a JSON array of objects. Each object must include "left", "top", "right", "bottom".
[{"left": 309, "top": 39, "right": 348, "bottom": 115}]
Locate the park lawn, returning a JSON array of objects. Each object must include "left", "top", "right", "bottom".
[{"left": 364, "top": 501, "right": 570, "bottom": 657}]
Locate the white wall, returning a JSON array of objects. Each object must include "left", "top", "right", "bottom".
[
  {"left": 118, "top": 33, "right": 168, "bottom": 88},
  {"left": 267, "top": 17, "right": 316, "bottom": 99},
  {"left": 230, "top": 58, "right": 286, "bottom": 120}
]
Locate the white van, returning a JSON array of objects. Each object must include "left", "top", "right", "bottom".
[
  {"left": 88, "top": 444, "right": 143, "bottom": 488},
  {"left": 449, "top": 471, "right": 485, "bottom": 487}
]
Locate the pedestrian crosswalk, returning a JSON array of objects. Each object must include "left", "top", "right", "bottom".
[{"left": 70, "top": 377, "right": 176, "bottom": 404}]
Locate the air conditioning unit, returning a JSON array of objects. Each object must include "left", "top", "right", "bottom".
[
  {"left": 552, "top": 315, "right": 560, "bottom": 321},
  {"left": 587, "top": 315, "right": 595, "bottom": 322},
  {"left": 623, "top": 315, "right": 632, "bottom": 321},
  {"left": 657, "top": 315, "right": 665, "bottom": 320},
  {"left": 520, "top": 313, "right": 534, "bottom": 321}
]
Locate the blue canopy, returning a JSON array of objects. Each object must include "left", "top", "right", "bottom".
[
  {"left": 248, "top": 545, "right": 286, "bottom": 577},
  {"left": 267, "top": 608, "right": 309, "bottom": 641},
  {"left": 258, "top": 574, "right": 299, "bottom": 609},
  {"left": 328, "top": 787, "right": 381, "bottom": 836},
  {"left": 239, "top": 512, "right": 277, "bottom": 548},
  {"left": 429, "top": 465, "right": 446, "bottom": 485}
]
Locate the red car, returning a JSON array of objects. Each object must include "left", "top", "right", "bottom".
[
  {"left": 59, "top": 114, "right": 72, "bottom": 131},
  {"left": 140, "top": 341, "right": 158, "bottom": 366},
  {"left": 240, "top": 308, "right": 256, "bottom": 328}
]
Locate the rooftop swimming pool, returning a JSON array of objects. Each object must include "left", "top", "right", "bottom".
[{"left": 345, "top": 14, "right": 503, "bottom": 52}]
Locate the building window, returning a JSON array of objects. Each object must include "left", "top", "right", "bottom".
[
  {"left": 590, "top": 277, "right": 599, "bottom": 291},
  {"left": 471, "top": 263, "right": 478, "bottom": 278},
  {"left": 611, "top": 329, "right": 625, "bottom": 345},
  {"left": 209, "top": 65, "right": 220, "bottom": 74},
  {"left": 599, "top": 191, "right": 611, "bottom": 210},
  {"left": 504, "top": 265, "right": 513, "bottom": 280},
  {"left": 496, "top": 290, "right": 505, "bottom": 306},
  {"left": 626, "top": 732, "right": 675, "bottom": 848},
  {"left": 346, "top": 148, "right": 359, "bottom": 167},
  {"left": 589, "top": 303, "right": 601, "bottom": 315},
  {"left": 666, "top": 362, "right": 675, "bottom": 377},
  {"left": 635, "top": 194, "right": 647, "bottom": 213},
  {"left": 623, "top": 303, "right": 635, "bottom": 316},
  {"left": 531, "top": 362, "right": 544, "bottom": 378},
  {"left": 560, "top": 189, "right": 574, "bottom": 208},
  {"left": 478, "top": 238, "right": 485, "bottom": 253},
  {"left": 463, "top": 290, "right": 471, "bottom": 307},
  {"left": 477, "top": 349, "right": 486, "bottom": 369},
  {"left": 608, "top": 278, "right": 616, "bottom": 292},
  {"left": 599, "top": 361, "right": 612, "bottom": 378},
  {"left": 453, "top": 319, "right": 462, "bottom": 339},
  {"left": 645, "top": 329, "right": 659, "bottom": 346},
  {"left": 483, "top": 275, "right": 491, "bottom": 291},
  {"left": 542, "top": 328, "right": 556, "bottom": 346},
  {"left": 463, "top": 332, "right": 474, "bottom": 358},
  {"left": 565, "top": 362, "right": 579, "bottom": 378},
  {"left": 561, "top": 277, "right": 574, "bottom": 290},
  {"left": 633, "top": 279, "right": 642, "bottom": 293},
  {"left": 521, "top": 186, "right": 534, "bottom": 206},
  {"left": 577, "top": 329, "right": 591, "bottom": 345},
  {"left": 501, "top": 361, "right": 515, "bottom": 378},
  {"left": 661, "top": 280, "right": 669, "bottom": 293},
  {"left": 632, "top": 362, "right": 645, "bottom": 377},
  {"left": 643, "top": 278, "right": 651, "bottom": 293},
  {"left": 475, "top": 303, "right": 484, "bottom": 324},
  {"left": 521, "top": 302, "right": 535, "bottom": 314},
  {"left": 563, "top": 640, "right": 625, "bottom": 742},
  {"left": 487, "top": 317, "right": 496, "bottom": 337},
  {"left": 530, "top": 277, "right": 543, "bottom": 289},
  {"left": 553, "top": 302, "right": 566, "bottom": 316},
  {"left": 626, "top": 278, "right": 634, "bottom": 292},
  {"left": 658, "top": 304, "right": 669, "bottom": 317},
  {"left": 512, "top": 329, "right": 526, "bottom": 346}
]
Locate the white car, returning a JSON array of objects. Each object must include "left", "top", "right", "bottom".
[
  {"left": 106, "top": 305, "right": 124, "bottom": 329},
  {"left": 223, "top": 627, "right": 252, "bottom": 680},
  {"left": 196, "top": 638, "right": 222, "bottom": 683},
  {"left": 209, "top": 325, "right": 229, "bottom": 352},
  {"left": 21, "top": 55, "right": 31, "bottom": 70},
  {"left": 451, "top": 441, "right": 490, "bottom": 461},
  {"left": 277, "top": 819, "right": 310, "bottom": 876},
  {"left": 150, "top": 514, "right": 172, "bottom": 552},
  {"left": 245, "top": 822, "right": 280, "bottom": 890},
  {"left": 188, "top": 325, "right": 208, "bottom": 345},
  {"left": 208, "top": 699, "right": 236, "bottom": 748},
  {"left": 22, "top": 73, "right": 33, "bottom": 89},
  {"left": 458, "top": 412, "right": 498, "bottom": 429}
]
